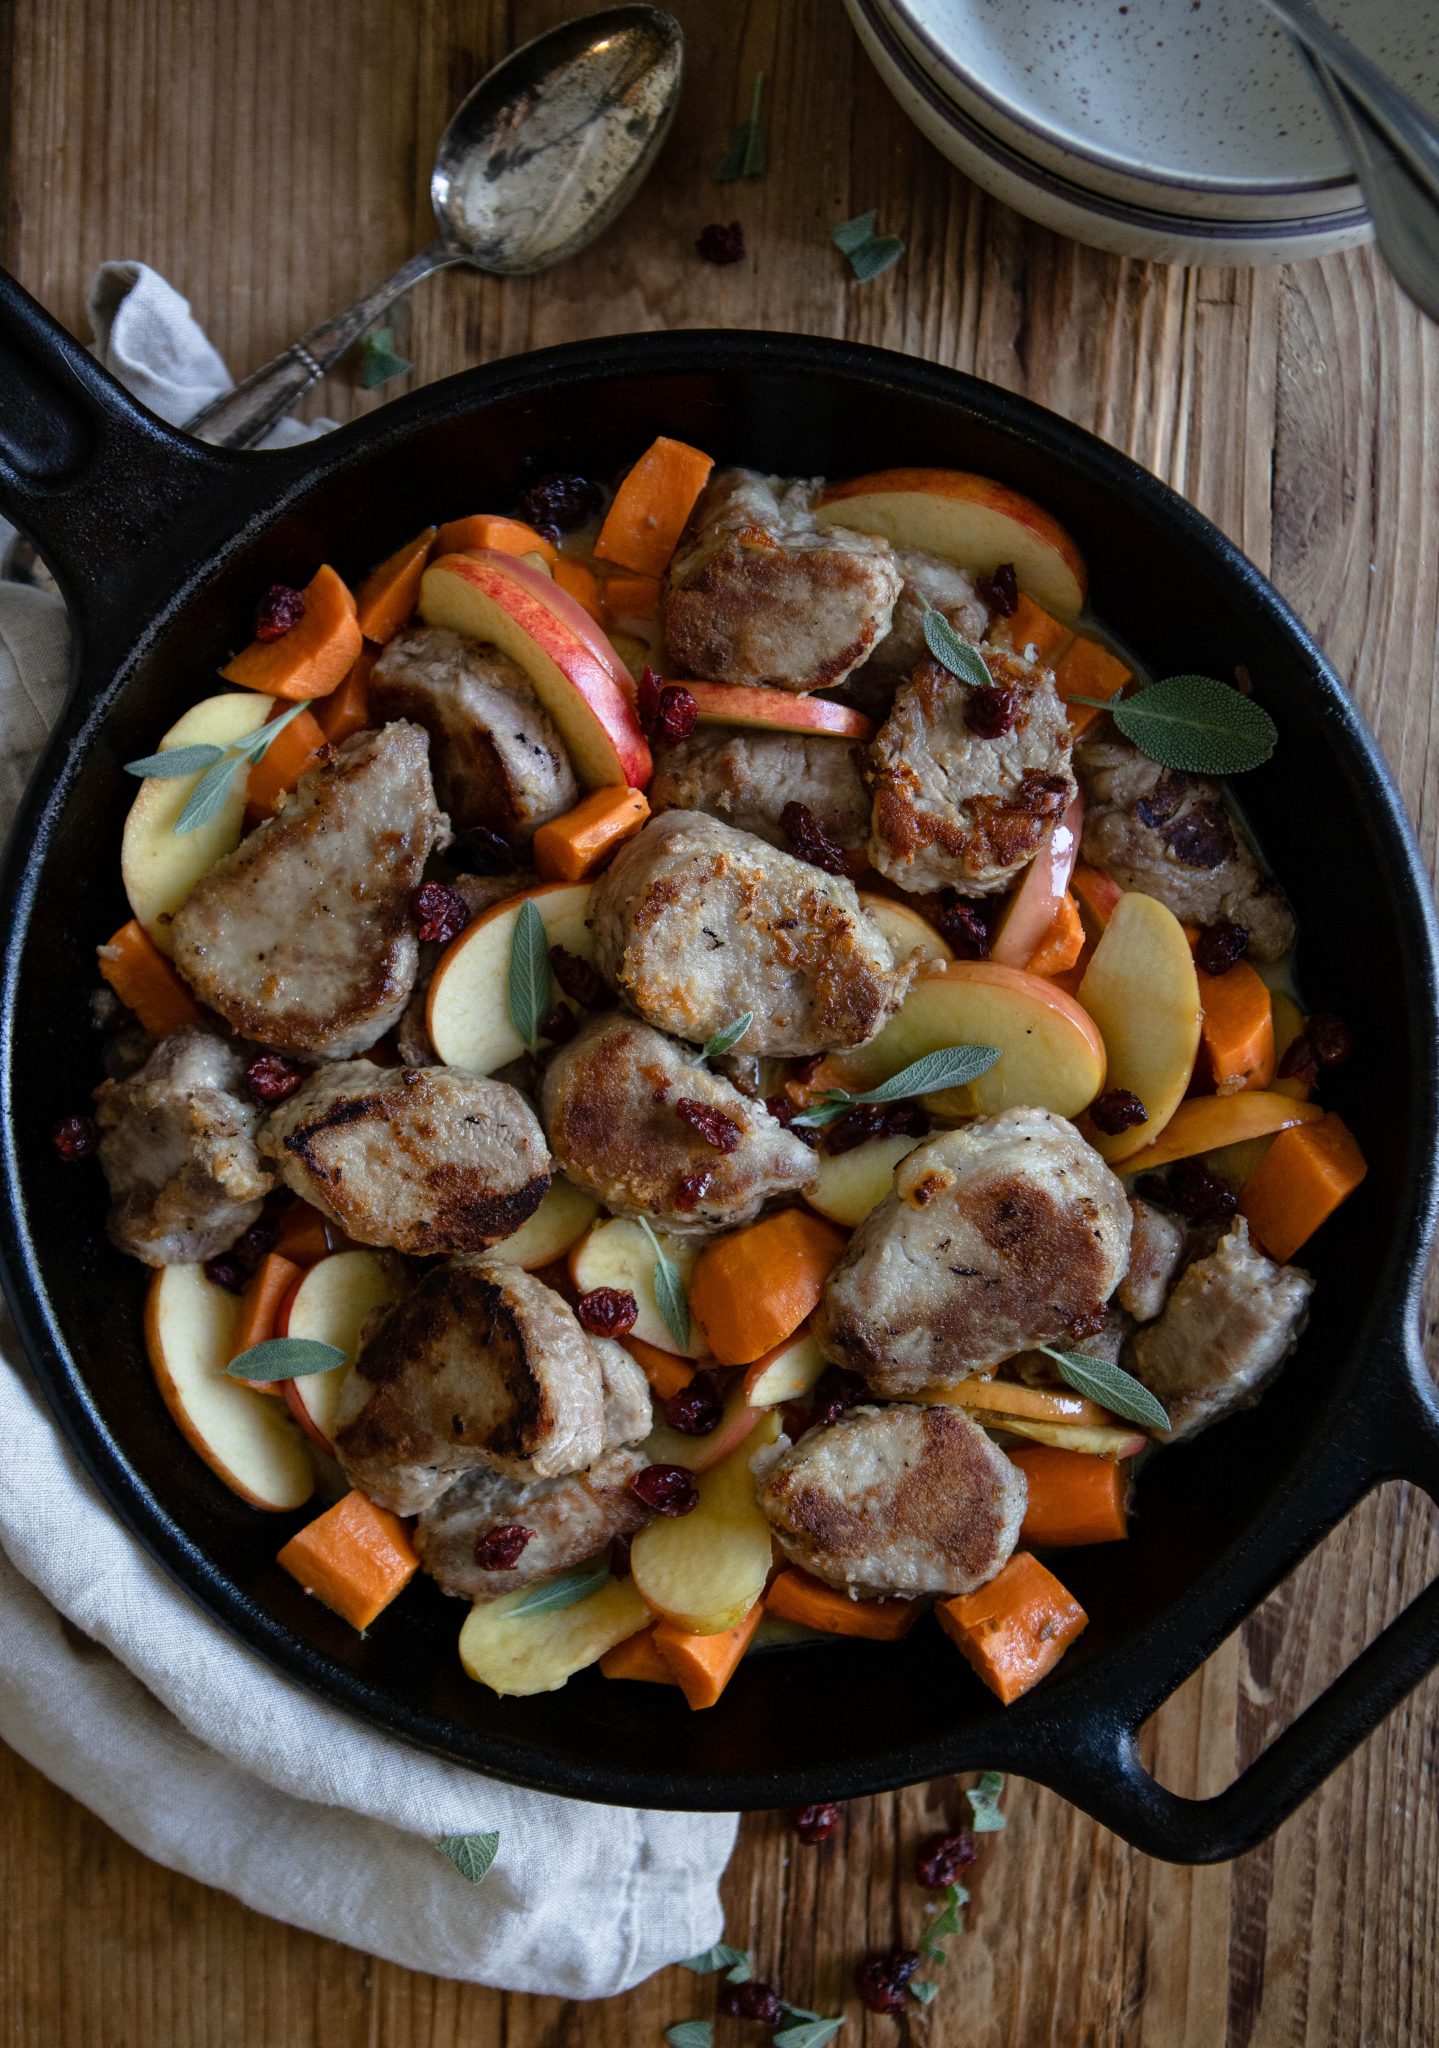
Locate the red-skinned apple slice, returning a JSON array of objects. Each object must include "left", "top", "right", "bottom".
[
  {"left": 813, "top": 467, "right": 1087, "bottom": 619},
  {"left": 420, "top": 550, "right": 652, "bottom": 788},
  {"left": 990, "top": 794, "right": 1083, "bottom": 969},
  {"left": 743, "top": 1327, "right": 827, "bottom": 1406},
  {"left": 277, "top": 1248, "right": 408, "bottom": 1455},
  {"left": 678, "top": 681, "right": 875, "bottom": 741},
  {"left": 642, "top": 1376, "right": 763, "bottom": 1473}
]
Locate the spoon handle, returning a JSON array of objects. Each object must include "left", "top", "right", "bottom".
[{"left": 184, "top": 241, "right": 457, "bottom": 450}]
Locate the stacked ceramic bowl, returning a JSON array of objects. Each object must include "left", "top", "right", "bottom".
[{"left": 845, "top": 0, "right": 1438, "bottom": 264}]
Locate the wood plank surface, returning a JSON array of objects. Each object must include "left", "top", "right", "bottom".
[{"left": 2, "top": 3, "right": 1437, "bottom": 2044}]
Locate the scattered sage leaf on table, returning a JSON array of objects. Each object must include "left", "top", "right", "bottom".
[
  {"left": 923, "top": 1879, "right": 969, "bottom": 1961},
  {"left": 967, "top": 1769, "right": 1007, "bottom": 1832},
  {"left": 1069, "top": 672, "right": 1277, "bottom": 775},
  {"left": 908, "top": 1980, "right": 939, "bottom": 2005},
  {"left": 831, "top": 208, "right": 905, "bottom": 282},
  {"left": 639, "top": 1215, "right": 692, "bottom": 1351},
  {"left": 507, "top": 896, "right": 552, "bottom": 1052},
  {"left": 701, "top": 1011, "right": 754, "bottom": 1060},
  {"left": 666, "top": 2023, "right": 714, "bottom": 2048},
  {"left": 715, "top": 70, "right": 765, "bottom": 182},
  {"left": 792, "top": 1044, "right": 1000, "bottom": 1128},
  {"left": 682, "top": 1941, "right": 752, "bottom": 1976},
  {"left": 357, "top": 324, "right": 412, "bottom": 390},
  {"left": 774, "top": 2018, "right": 845, "bottom": 2047},
  {"left": 434, "top": 1830, "right": 499, "bottom": 1884},
  {"left": 510, "top": 1560, "right": 612, "bottom": 1617},
  {"left": 224, "top": 1337, "right": 344, "bottom": 1382},
  {"left": 920, "top": 599, "right": 992, "bottom": 689},
  {"left": 1039, "top": 1344, "right": 1171, "bottom": 1432}
]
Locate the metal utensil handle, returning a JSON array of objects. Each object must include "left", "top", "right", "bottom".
[
  {"left": 1260, "top": 0, "right": 1439, "bottom": 195},
  {"left": 183, "top": 240, "right": 455, "bottom": 450}
]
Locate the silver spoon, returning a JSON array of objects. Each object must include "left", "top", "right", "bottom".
[
  {"left": 185, "top": 6, "right": 684, "bottom": 449},
  {"left": 1257, "top": 0, "right": 1439, "bottom": 322}
]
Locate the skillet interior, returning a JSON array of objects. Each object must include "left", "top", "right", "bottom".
[{"left": 4, "top": 332, "right": 1437, "bottom": 1823}]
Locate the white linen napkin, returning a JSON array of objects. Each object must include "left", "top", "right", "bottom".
[{"left": 0, "top": 262, "right": 737, "bottom": 1995}]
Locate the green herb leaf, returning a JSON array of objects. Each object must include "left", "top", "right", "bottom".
[
  {"left": 241, "top": 699, "right": 311, "bottom": 763},
  {"left": 681, "top": 1940, "right": 752, "bottom": 1981},
  {"left": 639, "top": 1217, "right": 691, "bottom": 1351},
  {"left": 1039, "top": 1345, "right": 1170, "bottom": 1432},
  {"left": 966, "top": 1769, "right": 1006, "bottom": 1832},
  {"left": 782, "top": 2008, "right": 822, "bottom": 2023},
  {"left": 1069, "top": 673, "right": 1276, "bottom": 775},
  {"left": 173, "top": 751, "right": 245, "bottom": 835},
  {"left": 357, "top": 325, "right": 412, "bottom": 390},
  {"left": 666, "top": 2024, "right": 713, "bottom": 2048},
  {"left": 224, "top": 1337, "right": 345, "bottom": 1382},
  {"left": 923, "top": 1880, "right": 969, "bottom": 1960},
  {"left": 701, "top": 1012, "right": 754, "bottom": 1060},
  {"left": 510, "top": 1561, "right": 612, "bottom": 1617},
  {"left": 435, "top": 1830, "right": 499, "bottom": 1884},
  {"left": 832, "top": 208, "right": 905, "bottom": 283},
  {"left": 123, "top": 742, "right": 227, "bottom": 780},
  {"left": 921, "top": 600, "right": 992, "bottom": 689},
  {"left": 792, "top": 1044, "right": 1000, "bottom": 1126},
  {"left": 773, "top": 2019, "right": 844, "bottom": 2047},
  {"left": 507, "top": 897, "right": 552, "bottom": 1053},
  {"left": 908, "top": 1980, "right": 939, "bottom": 2005},
  {"left": 716, "top": 71, "right": 765, "bottom": 181},
  {"left": 831, "top": 208, "right": 878, "bottom": 255}
]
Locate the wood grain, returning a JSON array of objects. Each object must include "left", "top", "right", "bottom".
[{"left": 2, "top": 2, "right": 1437, "bottom": 2044}]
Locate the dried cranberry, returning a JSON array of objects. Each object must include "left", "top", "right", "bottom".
[
  {"left": 204, "top": 1217, "right": 277, "bottom": 1293},
  {"left": 52, "top": 1114, "right": 97, "bottom": 1162},
  {"left": 473, "top": 1524, "right": 532, "bottom": 1571},
  {"left": 964, "top": 683, "right": 1020, "bottom": 739},
  {"left": 656, "top": 684, "right": 698, "bottom": 745},
  {"left": 538, "top": 1003, "right": 577, "bottom": 1047},
  {"left": 673, "top": 1168, "right": 714, "bottom": 1212},
  {"left": 637, "top": 663, "right": 663, "bottom": 734},
  {"left": 792, "top": 1801, "right": 840, "bottom": 1843},
  {"left": 203, "top": 1258, "right": 246, "bottom": 1295},
  {"left": 719, "top": 1981, "right": 784, "bottom": 2023},
  {"left": 675, "top": 1097, "right": 742, "bottom": 1152},
  {"left": 696, "top": 220, "right": 746, "bottom": 265},
  {"left": 1277, "top": 1034, "right": 1319, "bottom": 1086},
  {"left": 665, "top": 1371, "right": 725, "bottom": 1436},
  {"left": 447, "top": 825, "right": 519, "bottom": 875},
  {"left": 1166, "top": 1157, "right": 1239, "bottom": 1223},
  {"left": 811, "top": 1366, "right": 866, "bottom": 1428},
  {"left": 549, "top": 945, "right": 608, "bottom": 1009},
  {"left": 915, "top": 1829, "right": 977, "bottom": 1889},
  {"left": 823, "top": 1101, "right": 928, "bottom": 1155},
  {"left": 411, "top": 881, "right": 472, "bottom": 946},
  {"left": 1194, "top": 918, "right": 1250, "bottom": 977},
  {"left": 936, "top": 893, "right": 992, "bottom": 960},
  {"left": 629, "top": 1463, "right": 700, "bottom": 1516},
  {"left": 254, "top": 583, "right": 305, "bottom": 641},
  {"left": 575, "top": 1286, "right": 638, "bottom": 1337},
  {"left": 515, "top": 472, "right": 603, "bottom": 539},
  {"left": 245, "top": 1053, "right": 305, "bottom": 1105},
  {"left": 610, "top": 1532, "right": 634, "bottom": 1579},
  {"left": 977, "top": 561, "right": 1019, "bottom": 617},
  {"left": 1089, "top": 1087, "right": 1148, "bottom": 1136},
  {"left": 1135, "top": 1173, "right": 1175, "bottom": 1211},
  {"left": 765, "top": 1093, "right": 819, "bottom": 1147},
  {"left": 1307, "top": 1012, "right": 1353, "bottom": 1066},
  {"left": 780, "top": 800, "right": 847, "bottom": 874},
  {"left": 855, "top": 1948, "right": 922, "bottom": 2016}
]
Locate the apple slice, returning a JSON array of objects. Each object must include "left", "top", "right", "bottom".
[
  {"left": 1078, "top": 892, "right": 1202, "bottom": 1163},
  {"left": 916, "top": 1377, "right": 1113, "bottom": 1426},
  {"left": 837, "top": 960, "right": 1106, "bottom": 1121},
  {"left": 743, "top": 1327, "right": 827, "bottom": 1406},
  {"left": 630, "top": 1413, "right": 782, "bottom": 1634},
  {"left": 427, "top": 881, "right": 595, "bottom": 1074},
  {"left": 1114, "top": 1089, "right": 1322, "bottom": 1177},
  {"left": 681, "top": 680, "right": 875, "bottom": 742},
  {"left": 859, "top": 892, "right": 953, "bottom": 967},
  {"left": 277, "top": 1248, "right": 408, "bottom": 1455},
  {"left": 805, "top": 1132, "right": 923, "bottom": 1228},
  {"left": 145, "top": 1264, "right": 314, "bottom": 1511},
  {"left": 485, "top": 1174, "right": 600, "bottom": 1270},
  {"left": 568, "top": 1216, "right": 707, "bottom": 1358},
  {"left": 641, "top": 1376, "right": 763, "bottom": 1472},
  {"left": 420, "top": 550, "right": 651, "bottom": 788},
  {"left": 458, "top": 1571, "right": 650, "bottom": 1697},
  {"left": 990, "top": 795, "right": 1083, "bottom": 968},
  {"left": 978, "top": 1415, "right": 1147, "bottom": 1459},
  {"left": 122, "top": 692, "right": 275, "bottom": 955},
  {"left": 813, "top": 468, "right": 1087, "bottom": 618}
]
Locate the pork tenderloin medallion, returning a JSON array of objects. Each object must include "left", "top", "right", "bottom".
[
  {"left": 758, "top": 1403, "right": 1026, "bottom": 1598},
  {"left": 861, "top": 544, "right": 990, "bottom": 684},
  {"left": 414, "top": 1448, "right": 650, "bottom": 1601},
  {"left": 813, "top": 1109, "right": 1132, "bottom": 1397},
  {"left": 333, "top": 1256, "right": 631, "bottom": 1514},
  {"left": 170, "top": 722, "right": 448, "bottom": 1057},
  {"left": 541, "top": 1011, "right": 817, "bottom": 1232},
  {"left": 261, "top": 1061, "right": 550, "bottom": 1255},
  {"left": 649, "top": 727, "right": 871, "bottom": 857},
  {"left": 588, "top": 810, "right": 910, "bottom": 1056},
  {"left": 370, "top": 625, "right": 577, "bottom": 846},
  {"left": 1129, "top": 1216, "right": 1314, "bottom": 1441},
  {"left": 93, "top": 1029, "right": 274, "bottom": 1266},
  {"left": 662, "top": 469, "right": 903, "bottom": 692},
  {"left": 1115, "top": 1195, "right": 1188, "bottom": 1323},
  {"left": 868, "top": 648, "right": 1077, "bottom": 896}
]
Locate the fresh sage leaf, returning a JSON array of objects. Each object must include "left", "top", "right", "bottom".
[
  {"left": 1069, "top": 672, "right": 1276, "bottom": 775},
  {"left": 923, "top": 1880, "right": 969, "bottom": 1960},
  {"left": 510, "top": 1562, "right": 611, "bottom": 1617},
  {"left": 831, "top": 207, "right": 905, "bottom": 284},
  {"left": 435, "top": 1830, "right": 499, "bottom": 1884},
  {"left": 241, "top": 698, "right": 311, "bottom": 762},
  {"left": 908, "top": 1980, "right": 939, "bottom": 2005},
  {"left": 701, "top": 1012, "right": 754, "bottom": 1060},
  {"left": 966, "top": 1770, "right": 1006, "bottom": 1832},
  {"left": 792, "top": 1044, "right": 1001, "bottom": 1127},
  {"left": 173, "top": 751, "right": 245, "bottom": 836},
  {"left": 666, "top": 2024, "right": 713, "bottom": 2048},
  {"left": 507, "top": 897, "right": 552, "bottom": 1053},
  {"left": 123, "top": 741, "right": 227, "bottom": 780},
  {"left": 921, "top": 600, "right": 992, "bottom": 689},
  {"left": 224, "top": 1337, "right": 345, "bottom": 1382},
  {"left": 640, "top": 1216, "right": 691, "bottom": 1352},
  {"left": 1039, "top": 1345, "right": 1170, "bottom": 1432},
  {"left": 774, "top": 2019, "right": 844, "bottom": 2047},
  {"left": 716, "top": 70, "right": 765, "bottom": 182},
  {"left": 357, "top": 325, "right": 412, "bottom": 390},
  {"left": 831, "top": 208, "right": 878, "bottom": 255},
  {"left": 682, "top": 1942, "right": 748, "bottom": 1976}
]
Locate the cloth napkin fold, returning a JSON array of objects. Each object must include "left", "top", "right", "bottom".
[{"left": 0, "top": 262, "right": 736, "bottom": 1996}]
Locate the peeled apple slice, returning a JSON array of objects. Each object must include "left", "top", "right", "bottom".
[
  {"left": 630, "top": 1412, "right": 781, "bottom": 1635},
  {"left": 458, "top": 1573, "right": 649, "bottom": 1696}
]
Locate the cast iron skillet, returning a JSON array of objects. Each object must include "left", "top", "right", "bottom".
[{"left": 3, "top": 268, "right": 1438, "bottom": 1862}]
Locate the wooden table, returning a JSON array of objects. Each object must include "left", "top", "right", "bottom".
[{"left": 3, "top": 3, "right": 1437, "bottom": 2042}]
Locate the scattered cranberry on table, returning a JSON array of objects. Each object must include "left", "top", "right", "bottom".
[
  {"left": 855, "top": 1946, "right": 923, "bottom": 2016},
  {"left": 791, "top": 1802, "right": 840, "bottom": 1844},
  {"left": 696, "top": 220, "right": 746, "bottom": 265},
  {"left": 1089, "top": 1086, "right": 1148, "bottom": 1136},
  {"left": 472, "top": 1524, "right": 532, "bottom": 1571},
  {"left": 410, "top": 880, "right": 471, "bottom": 946},
  {"left": 718, "top": 1979, "right": 783, "bottom": 2022},
  {"left": 51, "top": 1114, "right": 97, "bottom": 1161},
  {"left": 253, "top": 583, "right": 305, "bottom": 641},
  {"left": 575, "top": 1286, "right": 638, "bottom": 1338},
  {"left": 664, "top": 1371, "right": 725, "bottom": 1436},
  {"left": 915, "top": 1829, "right": 977, "bottom": 1889},
  {"left": 629, "top": 1464, "right": 700, "bottom": 1516}
]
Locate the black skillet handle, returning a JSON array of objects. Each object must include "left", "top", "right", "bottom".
[
  {"left": 0, "top": 268, "right": 258, "bottom": 656},
  {"left": 1029, "top": 1328, "right": 1439, "bottom": 1863}
]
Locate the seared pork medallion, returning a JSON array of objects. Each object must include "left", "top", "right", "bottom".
[
  {"left": 97, "top": 436, "right": 1359, "bottom": 1711},
  {"left": 541, "top": 1012, "right": 817, "bottom": 1231},
  {"left": 589, "top": 810, "right": 909, "bottom": 1055},
  {"left": 171, "top": 722, "right": 447, "bottom": 1056},
  {"left": 261, "top": 1061, "right": 550, "bottom": 1255}
]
